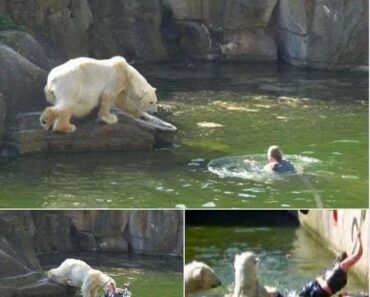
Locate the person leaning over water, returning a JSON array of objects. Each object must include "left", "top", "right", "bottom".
[
  {"left": 105, "top": 282, "right": 117, "bottom": 297},
  {"left": 298, "top": 232, "right": 363, "bottom": 297},
  {"left": 264, "top": 145, "right": 296, "bottom": 174}
]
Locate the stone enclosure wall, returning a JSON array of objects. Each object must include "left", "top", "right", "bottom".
[
  {"left": 0, "top": 210, "right": 183, "bottom": 296},
  {"left": 0, "top": 0, "right": 367, "bottom": 68},
  {"left": 299, "top": 210, "right": 369, "bottom": 284}
]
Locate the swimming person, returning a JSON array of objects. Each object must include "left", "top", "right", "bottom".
[
  {"left": 298, "top": 231, "right": 363, "bottom": 297},
  {"left": 264, "top": 145, "right": 296, "bottom": 174}
]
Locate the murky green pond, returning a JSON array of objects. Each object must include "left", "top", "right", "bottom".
[
  {"left": 185, "top": 223, "right": 366, "bottom": 296},
  {"left": 40, "top": 253, "right": 183, "bottom": 297},
  {"left": 0, "top": 63, "right": 367, "bottom": 208}
]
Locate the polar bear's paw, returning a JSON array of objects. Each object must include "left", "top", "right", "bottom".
[
  {"left": 55, "top": 124, "right": 76, "bottom": 134},
  {"left": 100, "top": 114, "right": 118, "bottom": 125}
]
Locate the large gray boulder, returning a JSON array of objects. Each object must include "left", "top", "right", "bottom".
[
  {"left": 220, "top": 0, "right": 278, "bottom": 61},
  {"left": 0, "top": 212, "right": 71, "bottom": 297},
  {"left": 163, "top": 0, "right": 203, "bottom": 21},
  {"left": 8, "top": 276, "right": 76, "bottom": 297},
  {"left": 0, "top": 211, "right": 40, "bottom": 271},
  {"left": 0, "top": 94, "right": 5, "bottom": 143},
  {"left": 276, "top": 0, "right": 368, "bottom": 70},
  {"left": 31, "top": 212, "right": 74, "bottom": 254},
  {"left": 128, "top": 210, "right": 183, "bottom": 256},
  {"left": 0, "top": 31, "right": 53, "bottom": 70},
  {"left": 67, "top": 210, "right": 130, "bottom": 252},
  {"left": 163, "top": 0, "right": 278, "bottom": 61},
  {"left": 0, "top": 45, "right": 47, "bottom": 112},
  {"left": 87, "top": 0, "right": 167, "bottom": 61},
  {"left": 2, "top": 0, "right": 93, "bottom": 60}
]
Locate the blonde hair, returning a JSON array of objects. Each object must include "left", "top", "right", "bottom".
[{"left": 267, "top": 145, "right": 282, "bottom": 162}]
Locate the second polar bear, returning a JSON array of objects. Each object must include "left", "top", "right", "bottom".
[
  {"left": 40, "top": 56, "right": 158, "bottom": 133},
  {"left": 232, "top": 252, "right": 278, "bottom": 297},
  {"left": 185, "top": 261, "right": 221, "bottom": 297},
  {"left": 48, "top": 258, "right": 116, "bottom": 297}
]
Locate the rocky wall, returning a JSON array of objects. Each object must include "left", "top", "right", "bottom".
[
  {"left": 0, "top": 0, "right": 367, "bottom": 69},
  {"left": 0, "top": 210, "right": 183, "bottom": 296}
]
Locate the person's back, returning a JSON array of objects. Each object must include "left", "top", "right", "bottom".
[
  {"left": 272, "top": 159, "right": 296, "bottom": 174},
  {"left": 265, "top": 146, "right": 296, "bottom": 174}
]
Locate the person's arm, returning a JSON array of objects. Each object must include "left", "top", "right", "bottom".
[
  {"left": 244, "top": 159, "right": 256, "bottom": 164},
  {"left": 340, "top": 232, "right": 363, "bottom": 271},
  {"left": 264, "top": 162, "right": 275, "bottom": 172}
]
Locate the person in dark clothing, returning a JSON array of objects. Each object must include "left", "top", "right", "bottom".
[
  {"left": 299, "top": 232, "right": 363, "bottom": 297},
  {"left": 264, "top": 146, "right": 296, "bottom": 174},
  {"left": 105, "top": 282, "right": 116, "bottom": 297}
]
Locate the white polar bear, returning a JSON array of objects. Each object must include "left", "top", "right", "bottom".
[
  {"left": 48, "top": 258, "right": 116, "bottom": 297},
  {"left": 40, "top": 56, "right": 158, "bottom": 133},
  {"left": 185, "top": 261, "right": 221, "bottom": 297},
  {"left": 232, "top": 252, "right": 277, "bottom": 297}
]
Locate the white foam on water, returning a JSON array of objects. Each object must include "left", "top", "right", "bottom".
[
  {"left": 208, "top": 154, "right": 321, "bottom": 183},
  {"left": 202, "top": 201, "right": 216, "bottom": 207},
  {"left": 333, "top": 139, "right": 360, "bottom": 143}
]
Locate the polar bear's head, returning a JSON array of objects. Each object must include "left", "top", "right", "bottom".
[
  {"left": 185, "top": 261, "right": 221, "bottom": 294},
  {"left": 234, "top": 252, "right": 259, "bottom": 287},
  {"left": 40, "top": 107, "right": 56, "bottom": 131},
  {"left": 138, "top": 86, "right": 158, "bottom": 115},
  {"left": 48, "top": 268, "right": 67, "bottom": 285}
]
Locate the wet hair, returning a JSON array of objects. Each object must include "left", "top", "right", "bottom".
[
  {"left": 267, "top": 145, "right": 282, "bottom": 162},
  {"left": 336, "top": 251, "right": 348, "bottom": 262}
]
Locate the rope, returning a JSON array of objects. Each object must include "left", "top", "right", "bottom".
[{"left": 298, "top": 174, "right": 323, "bottom": 208}]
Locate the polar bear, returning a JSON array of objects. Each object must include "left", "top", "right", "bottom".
[
  {"left": 185, "top": 261, "right": 221, "bottom": 297},
  {"left": 40, "top": 56, "right": 158, "bottom": 133},
  {"left": 48, "top": 258, "right": 116, "bottom": 297},
  {"left": 232, "top": 252, "right": 278, "bottom": 297}
]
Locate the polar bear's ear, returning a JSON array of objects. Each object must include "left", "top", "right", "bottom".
[
  {"left": 152, "top": 87, "right": 157, "bottom": 92},
  {"left": 255, "top": 257, "right": 260, "bottom": 263}
]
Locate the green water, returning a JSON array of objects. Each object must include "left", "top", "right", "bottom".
[
  {"left": 0, "top": 63, "right": 367, "bottom": 208},
  {"left": 40, "top": 253, "right": 183, "bottom": 297},
  {"left": 186, "top": 224, "right": 366, "bottom": 296}
]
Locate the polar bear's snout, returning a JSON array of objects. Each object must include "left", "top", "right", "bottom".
[
  {"left": 140, "top": 87, "right": 158, "bottom": 115},
  {"left": 146, "top": 103, "right": 158, "bottom": 115},
  {"left": 211, "top": 277, "right": 222, "bottom": 288}
]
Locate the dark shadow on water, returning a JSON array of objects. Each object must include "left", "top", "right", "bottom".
[
  {"left": 38, "top": 252, "right": 183, "bottom": 274},
  {"left": 138, "top": 61, "right": 368, "bottom": 102},
  {"left": 186, "top": 210, "right": 299, "bottom": 226}
]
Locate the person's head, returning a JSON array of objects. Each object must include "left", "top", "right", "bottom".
[
  {"left": 106, "top": 281, "right": 115, "bottom": 293},
  {"left": 267, "top": 145, "right": 282, "bottom": 162},
  {"left": 336, "top": 251, "right": 348, "bottom": 262}
]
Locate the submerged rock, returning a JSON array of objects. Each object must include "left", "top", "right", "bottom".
[{"left": 6, "top": 111, "right": 176, "bottom": 155}]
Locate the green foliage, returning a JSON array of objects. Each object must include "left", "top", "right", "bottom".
[{"left": 0, "top": 15, "right": 25, "bottom": 32}]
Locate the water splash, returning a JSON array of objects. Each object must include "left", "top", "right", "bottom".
[{"left": 207, "top": 154, "right": 320, "bottom": 183}]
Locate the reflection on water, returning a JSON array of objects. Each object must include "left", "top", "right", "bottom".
[
  {"left": 0, "top": 63, "right": 367, "bottom": 208},
  {"left": 185, "top": 225, "right": 366, "bottom": 296},
  {"left": 39, "top": 253, "right": 183, "bottom": 297}
]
